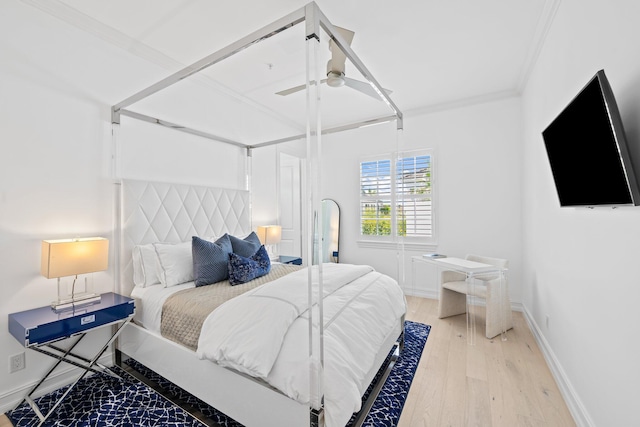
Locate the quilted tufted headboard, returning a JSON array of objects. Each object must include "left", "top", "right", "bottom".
[{"left": 118, "top": 179, "right": 251, "bottom": 296}]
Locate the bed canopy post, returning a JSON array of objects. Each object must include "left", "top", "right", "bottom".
[
  {"left": 304, "top": 4, "right": 325, "bottom": 425},
  {"left": 395, "top": 128, "right": 406, "bottom": 290},
  {"left": 111, "top": 108, "right": 122, "bottom": 296},
  {"left": 246, "top": 147, "right": 253, "bottom": 233},
  {"left": 304, "top": 2, "right": 320, "bottom": 41}
]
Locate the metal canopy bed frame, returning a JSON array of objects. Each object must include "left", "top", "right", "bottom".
[
  {"left": 111, "top": 2, "right": 404, "bottom": 427},
  {"left": 111, "top": 2, "right": 403, "bottom": 147}
]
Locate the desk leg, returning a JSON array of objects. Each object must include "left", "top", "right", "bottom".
[
  {"left": 466, "top": 273, "right": 476, "bottom": 345},
  {"left": 499, "top": 270, "right": 507, "bottom": 341},
  {"left": 411, "top": 258, "right": 416, "bottom": 295}
]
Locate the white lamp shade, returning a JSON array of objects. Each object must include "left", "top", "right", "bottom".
[
  {"left": 256, "top": 225, "right": 282, "bottom": 245},
  {"left": 41, "top": 238, "right": 109, "bottom": 279}
]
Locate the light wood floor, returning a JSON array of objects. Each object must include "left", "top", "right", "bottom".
[
  {"left": 400, "top": 296, "right": 575, "bottom": 426},
  {"left": 1, "top": 296, "right": 575, "bottom": 427}
]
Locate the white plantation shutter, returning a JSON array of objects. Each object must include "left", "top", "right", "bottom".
[
  {"left": 360, "top": 151, "right": 434, "bottom": 240},
  {"left": 396, "top": 155, "right": 432, "bottom": 238},
  {"left": 360, "top": 160, "right": 391, "bottom": 196},
  {"left": 360, "top": 160, "right": 392, "bottom": 236}
]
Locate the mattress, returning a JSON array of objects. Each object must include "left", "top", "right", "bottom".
[{"left": 130, "top": 281, "right": 192, "bottom": 333}]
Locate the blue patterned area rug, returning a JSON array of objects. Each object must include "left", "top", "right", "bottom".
[
  {"left": 349, "top": 321, "right": 430, "bottom": 426},
  {"left": 9, "top": 367, "right": 206, "bottom": 427},
  {"left": 9, "top": 321, "right": 429, "bottom": 427}
]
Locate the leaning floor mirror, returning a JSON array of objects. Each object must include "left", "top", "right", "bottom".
[{"left": 321, "top": 199, "right": 340, "bottom": 263}]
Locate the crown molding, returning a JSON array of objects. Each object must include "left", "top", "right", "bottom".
[
  {"left": 404, "top": 89, "right": 519, "bottom": 118},
  {"left": 21, "top": 0, "right": 561, "bottom": 129},
  {"left": 21, "top": 0, "right": 175, "bottom": 69},
  {"left": 20, "top": 0, "right": 305, "bottom": 133},
  {"left": 405, "top": 0, "right": 562, "bottom": 119},
  {"left": 516, "top": 0, "right": 563, "bottom": 92}
]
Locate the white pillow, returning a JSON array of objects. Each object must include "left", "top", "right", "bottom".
[
  {"left": 132, "top": 244, "right": 161, "bottom": 288},
  {"left": 154, "top": 241, "right": 194, "bottom": 287}
]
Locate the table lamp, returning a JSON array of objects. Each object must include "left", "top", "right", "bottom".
[
  {"left": 256, "top": 225, "right": 281, "bottom": 260},
  {"left": 41, "top": 237, "right": 109, "bottom": 310}
]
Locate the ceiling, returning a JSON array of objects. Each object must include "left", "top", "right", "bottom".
[{"left": 27, "top": 0, "right": 552, "bottom": 144}]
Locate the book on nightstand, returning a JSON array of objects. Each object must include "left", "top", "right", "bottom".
[{"left": 423, "top": 253, "right": 446, "bottom": 259}]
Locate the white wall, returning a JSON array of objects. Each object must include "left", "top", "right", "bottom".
[
  {"left": 521, "top": 1, "right": 640, "bottom": 425},
  {"left": 6, "top": 0, "right": 636, "bottom": 425},
  {"left": 251, "top": 145, "right": 279, "bottom": 227},
  {"left": 118, "top": 118, "right": 246, "bottom": 189},
  {"left": 321, "top": 98, "right": 523, "bottom": 302},
  {"left": 0, "top": 1, "right": 246, "bottom": 411}
]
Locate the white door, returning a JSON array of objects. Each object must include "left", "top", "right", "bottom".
[{"left": 279, "top": 152, "right": 301, "bottom": 257}]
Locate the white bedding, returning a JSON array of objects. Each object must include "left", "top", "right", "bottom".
[
  {"left": 197, "top": 263, "right": 406, "bottom": 427},
  {"left": 131, "top": 263, "right": 406, "bottom": 427},
  {"left": 130, "top": 281, "right": 194, "bottom": 333}
]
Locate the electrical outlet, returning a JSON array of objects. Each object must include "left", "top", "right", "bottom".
[
  {"left": 545, "top": 314, "right": 550, "bottom": 329},
  {"left": 9, "top": 352, "right": 25, "bottom": 373}
]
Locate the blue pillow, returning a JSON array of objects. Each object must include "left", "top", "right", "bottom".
[
  {"left": 228, "top": 245, "right": 271, "bottom": 286},
  {"left": 192, "top": 235, "right": 232, "bottom": 287},
  {"left": 229, "top": 231, "right": 261, "bottom": 257}
]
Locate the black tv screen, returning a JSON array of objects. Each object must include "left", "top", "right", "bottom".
[{"left": 542, "top": 70, "right": 640, "bottom": 207}]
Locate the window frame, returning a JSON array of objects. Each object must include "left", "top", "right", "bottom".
[{"left": 358, "top": 149, "right": 436, "bottom": 248}]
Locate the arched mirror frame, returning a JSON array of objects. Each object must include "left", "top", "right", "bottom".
[{"left": 321, "top": 198, "right": 340, "bottom": 263}]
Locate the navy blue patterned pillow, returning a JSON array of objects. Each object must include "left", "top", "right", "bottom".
[
  {"left": 228, "top": 245, "right": 271, "bottom": 286},
  {"left": 192, "top": 235, "right": 232, "bottom": 287},
  {"left": 229, "top": 232, "right": 261, "bottom": 258}
]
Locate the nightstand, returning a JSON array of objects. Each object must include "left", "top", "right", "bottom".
[
  {"left": 8, "top": 292, "right": 134, "bottom": 425},
  {"left": 279, "top": 255, "right": 302, "bottom": 265}
]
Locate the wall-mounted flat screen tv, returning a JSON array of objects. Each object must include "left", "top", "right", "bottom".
[{"left": 542, "top": 69, "right": 640, "bottom": 207}]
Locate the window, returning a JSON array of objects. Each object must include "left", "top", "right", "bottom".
[
  {"left": 396, "top": 154, "right": 433, "bottom": 238},
  {"left": 360, "top": 159, "right": 392, "bottom": 236},
  {"left": 360, "top": 151, "right": 433, "bottom": 241}
]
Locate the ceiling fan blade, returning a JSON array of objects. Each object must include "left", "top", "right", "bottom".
[
  {"left": 276, "top": 79, "right": 328, "bottom": 96},
  {"left": 276, "top": 83, "right": 306, "bottom": 96},
  {"left": 343, "top": 77, "right": 393, "bottom": 100},
  {"left": 328, "top": 27, "right": 355, "bottom": 74}
]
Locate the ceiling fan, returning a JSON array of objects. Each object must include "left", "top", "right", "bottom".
[{"left": 275, "top": 26, "right": 391, "bottom": 100}]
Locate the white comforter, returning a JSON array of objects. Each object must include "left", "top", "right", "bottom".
[{"left": 197, "top": 263, "right": 406, "bottom": 427}]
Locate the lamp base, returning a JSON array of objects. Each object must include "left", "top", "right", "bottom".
[
  {"left": 265, "top": 244, "right": 279, "bottom": 261},
  {"left": 51, "top": 293, "right": 101, "bottom": 312}
]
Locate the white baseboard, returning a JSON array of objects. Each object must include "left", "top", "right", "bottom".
[
  {"left": 510, "top": 301, "right": 524, "bottom": 312},
  {"left": 521, "top": 307, "right": 594, "bottom": 427},
  {"left": 0, "top": 353, "right": 114, "bottom": 415},
  {"left": 403, "top": 287, "right": 439, "bottom": 300},
  {"left": 405, "top": 288, "right": 525, "bottom": 313}
]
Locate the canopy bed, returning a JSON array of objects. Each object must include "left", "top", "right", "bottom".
[{"left": 111, "top": 3, "right": 405, "bottom": 426}]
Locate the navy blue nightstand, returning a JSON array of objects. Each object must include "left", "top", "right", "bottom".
[
  {"left": 279, "top": 255, "right": 302, "bottom": 265},
  {"left": 8, "top": 292, "right": 134, "bottom": 425}
]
